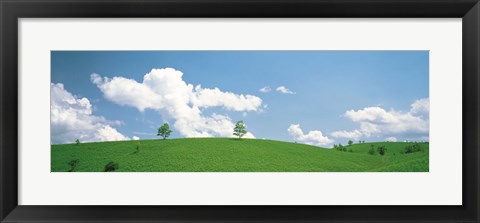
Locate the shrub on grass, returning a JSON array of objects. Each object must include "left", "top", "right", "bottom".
[
  {"left": 75, "top": 139, "right": 80, "bottom": 145},
  {"left": 368, "top": 145, "right": 375, "bottom": 155},
  {"left": 68, "top": 159, "right": 79, "bottom": 172},
  {"left": 404, "top": 143, "right": 422, "bottom": 154},
  {"left": 336, "top": 144, "right": 347, "bottom": 152},
  {"left": 133, "top": 144, "right": 140, "bottom": 154},
  {"left": 335, "top": 143, "right": 343, "bottom": 151},
  {"left": 377, "top": 145, "right": 387, "bottom": 156},
  {"left": 104, "top": 162, "right": 119, "bottom": 172},
  {"left": 404, "top": 146, "right": 412, "bottom": 154}
]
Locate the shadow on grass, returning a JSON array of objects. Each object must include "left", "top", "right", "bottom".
[{"left": 227, "top": 138, "right": 247, "bottom": 141}]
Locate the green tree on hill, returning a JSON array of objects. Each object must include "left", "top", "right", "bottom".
[
  {"left": 157, "top": 123, "right": 173, "bottom": 140},
  {"left": 348, "top": 140, "right": 353, "bottom": 146},
  {"left": 233, "top": 120, "right": 247, "bottom": 139}
]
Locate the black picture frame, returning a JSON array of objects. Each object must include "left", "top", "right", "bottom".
[{"left": 1, "top": 0, "right": 479, "bottom": 222}]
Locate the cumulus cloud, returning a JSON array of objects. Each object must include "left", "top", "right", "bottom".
[
  {"left": 410, "top": 98, "right": 430, "bottom": 115},
  {"left": 191, "top": 85, "right": 262, "bottom": 111},
  {"left": 331, "top": 98, "right": 429, "bottom": 141},
  {"left": 132, "top": 136, "right": 140, "bottom": 140},
  {"left": 344, "top": 106, "right": 428, "bottom": 134},
  {"left": 287, "top": 124, "right": 333, "bottom": 146},
  {"left": 276, "top": 86, "right": 295, "bottom": 94},
  {"left": 51, "top": 83, "right": 129, "bottom": 144},
  {"left": 385, "top": 137, "right": 397, "bottom": 142},
  {"left": 91, "top": 68, "right": 262, "bottom": 138},
  {"left": 259, "top": 86, "right": 271, "bottom": 93},
  {"left": 331, "top": 129, "right": 363, "bottom": 140}
]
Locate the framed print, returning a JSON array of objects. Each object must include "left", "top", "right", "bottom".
[{"left": 1, "top": 0, "right": 479, "bottom": 222}]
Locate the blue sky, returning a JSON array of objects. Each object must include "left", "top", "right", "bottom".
[{"left": 51, "top": 51, "right": 429, "bottom": 146}]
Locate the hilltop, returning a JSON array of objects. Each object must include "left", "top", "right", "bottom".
[{"left": 51, "top": 138, "right": 428, "bottom": 172}]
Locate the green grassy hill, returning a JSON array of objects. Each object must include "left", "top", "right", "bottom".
[{"left": 51, "top": 138, "right": 429, "bottom": 172}]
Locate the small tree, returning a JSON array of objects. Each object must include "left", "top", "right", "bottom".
[
  {"left": 233, "top": 120, "right": 247, "bottom": 139},
  {"left": 75, "top": 139, "right": 80, "bottom": 145},
  {"left": 157, "top": 123, "right": 173, "bottom": 140},
  {"left": 348, "top": 140, "right": 353, "bottom": 146}
]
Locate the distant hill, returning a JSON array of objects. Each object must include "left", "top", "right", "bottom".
[{"left": 51, "top": 138, "right": 429, "bottom": 172}]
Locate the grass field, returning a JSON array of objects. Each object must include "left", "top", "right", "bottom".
[{"left": 51, "top": 138, "right": 429, "bottom": 172}]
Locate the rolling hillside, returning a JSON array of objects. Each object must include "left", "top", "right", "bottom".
[{"left": 51, "top": 138, "right": 429, "bottom": 172}]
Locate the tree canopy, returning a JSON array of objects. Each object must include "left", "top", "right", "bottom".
[
  {"left": 233, "top": 120, "right": 247, "bottom": 139},
  {"left": 157, "top": 123, "right": 173, "bottom": 140}
]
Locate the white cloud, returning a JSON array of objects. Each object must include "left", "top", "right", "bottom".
[
  {"left": 257, "top": 104, "right": 268, "bottom": 113},
  {"left": 191, "top": 85, "right": 262, "bottom": 111},
  {"left": 243, "top": 132, "right": 256, "bottom": 139},
  {"left": 91, "top": 68, "right": 262, "bottom": 138},
  {"left": 132, "top": 136, "right": 140, "bottom": 140},
  {"left": 410, "top": 98, "right": 430, "bottom": 115},
  {"left": 385, "top": 137, "right": 397, "bottom": 142},
  {"left": 358, "top": 122, "right": 380, "bottom": 137},
  {"left": 344, "top": 107, "right": 428, "bottom": 134},
  {"left": 259, "top": 86, "right": 271, "bottom": 93},
  {"left": 287, "top": 124, "right": 333, "bottom": 147},
  {"left": 331, "top": 129, "right": 363, "bottom": 140},
  {"left": 133, "top": 131, "right": 156, "bottom": 136},
  {"left": 276, "top": 86, "right": 295, "bottom": 94},
  {"left": 51, "top": 83, "right": 129, "bottom": 144},
  {"left": 331, "top": 98, "right": 429, "bottom": 141}
]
